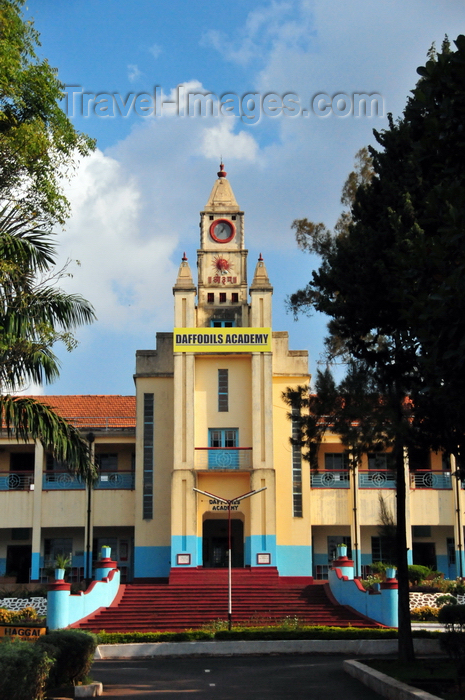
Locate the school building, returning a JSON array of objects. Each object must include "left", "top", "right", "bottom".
[{"left": 0, "top": 164, "right": 463, "bottom": 584}]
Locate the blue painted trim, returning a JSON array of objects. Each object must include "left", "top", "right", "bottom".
[
  {"left": 457, "top": 549, "right": 465, "bottom": 579},
  {"left": 31, "top": 552, "right": 40, "bottom": 581},
  {"left": 407, "top": 550, "right": 413, "bottom": 565},
  {"left": 276, "top": 545, "right": 312, "bottom": 577},
  {"left": 134, "top": 546, "right": 171, "bottom": 577},
  {"left": 171, "top": 536, "right": 200, "bottom": 567},
  {"left": 84, "top": 550, "right": 93, "bottom": 579},
  {"left": 245, "top": 535, "right": 277, "bottom": 568}
]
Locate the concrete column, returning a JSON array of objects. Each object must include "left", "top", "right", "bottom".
[{"left": 31, "top": 442, "right": 44, "bottom": 581}]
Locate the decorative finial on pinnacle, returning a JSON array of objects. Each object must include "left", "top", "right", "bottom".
[
  {"left": 258, "top": 253, "right": 263, "bottom": 261},
  {"left": 182, "top": 252, "right": 187, "bottom": 261},
  {"left": 218, "top": 161, "right": 227, "bottom": 178}
]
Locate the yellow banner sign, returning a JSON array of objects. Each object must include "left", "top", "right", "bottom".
[
  {"left": 0, "top": 626, "right": 46, "bottom": 641},
  {"left": 174, "top": 328, "right": 272, "bottom": 353}
]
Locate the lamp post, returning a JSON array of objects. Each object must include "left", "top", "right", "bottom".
[
  {"left": 193, "top": 486, "right": 267, "bottom": 630},
  {"left": 85, "top": 432, "right": 95, "bottom": 588}
]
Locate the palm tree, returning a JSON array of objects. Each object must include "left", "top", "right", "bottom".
[{"left": 0, "top": 204, "right": 97, "bottom": 481}]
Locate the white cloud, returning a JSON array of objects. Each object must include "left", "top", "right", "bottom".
[
  {"left": 149, "top": 43, "right": 162, "bottom": 59},
  {"left": 56, "top": 88, "right": 261, "bottom": 336},
  {"left": 127, "top": 64, "right": 142, "bottom": 83}
]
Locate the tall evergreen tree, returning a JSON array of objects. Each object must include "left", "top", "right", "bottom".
[{"left": 288, "top": 36, "right": 465, "bottom": 661}]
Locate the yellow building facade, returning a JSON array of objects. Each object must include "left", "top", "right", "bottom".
[
  {"left": 133, "top": 163, "right": 310, "bottom": 577},
  {"left": 0, "top": 164, "right": 463, "bottom": 584}
]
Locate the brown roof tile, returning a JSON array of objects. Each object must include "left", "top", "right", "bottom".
[{"left": 27, "top": 395, "right": 136, "bottom": 430}]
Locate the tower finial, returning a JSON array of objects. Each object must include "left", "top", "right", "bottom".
[
  {"left": 258, "top": 253, "right": 263, "bottom": 261},
  {"left": 218, "top": 161, "right": 227, "bottom": 178}
]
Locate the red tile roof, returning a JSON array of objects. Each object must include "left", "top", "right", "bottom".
[{"left": 28, "top": 395, "right": 136, "bottom": 430}]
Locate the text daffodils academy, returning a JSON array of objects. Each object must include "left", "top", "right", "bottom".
[{"left": 175, "top": 332, "right": 270, "bottom": 346}]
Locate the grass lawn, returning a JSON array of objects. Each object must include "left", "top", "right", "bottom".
[{"left": 364, "top": 657, "right": 463, "bottom": 699}]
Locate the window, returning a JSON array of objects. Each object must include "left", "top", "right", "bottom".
[
  {"left": 44, "top": 538, "right": 73, "bottom": 566},
  {"left": 96, "top": 454, "right": 118, "bottom": 471},
  {"left": 232, "top": 215, "right": 236, "bottom": 220},
  {"left": 408, "top": 446, "right": 430, "bottom": 470},
  {"left": 219, "top": 292, "right": 227, "bottom": 303},
  {"left": 368, "top": 453, "right": 394, "bottom": 470},
  {"left": 209, "top": 429, "right": 238, "bottom": 448},
  {"left": 218, "top": 369, "right": 228, "bottom": 412},
  {"left": 231, "top": 293, "right": 239, "bottom": 303},
  {"left": 143, "top": 393, "right": 154, "bottom": 520},
  {"left": 10, "top": 453, "right": 34, "bottom": 471},
  {"left": 447, "top": 538, "right": 456, "bottom": 565},
  {"left": 210, "top": 319, "right": 235, "bottom": 327},
  {"left": 371, "top": 536, "right": 396, "bottom": 564},
  {"left": 291, "top": 407, "right": 303, "bottom": 517},
  {"left": 207, "top": 292, "right": 214, "bottom": 303},
  {"left": 324, "top": 453, "right": 349, "bottom": 470},
  {"left": 412, "top": 526, "right": 431, "bottom": 537}
]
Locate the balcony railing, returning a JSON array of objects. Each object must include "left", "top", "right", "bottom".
[
  {"left": 359, "top": 470, "right": 396, "bottom": 488},
  {"left": 43, "top": 471, "right": 135, "bottom": 490},
  {"left": 0, "top": 471, "right": 34, "bottom": 490},
  {"left": 95, "top": 471, "right": 135, "bottom": 489},
  {"left": 311, "top": 470, "right": 350, "bottom": 488},
  {"left": 194, "top": 447, "right": 253, "bottom": 470},
  {"left": 411, "top": 470, "right": 452, "bottom": 489}
]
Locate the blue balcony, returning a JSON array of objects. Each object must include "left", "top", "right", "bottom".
[
  {"left": 311, "top": 470, "right": 350, "bottom": 488},
  {"left": 0, "top": 472, "right": 34, "bottom": 490},
  {"left": 195, "top": 448, "right": 253, "bottom": 470},
  {"left": 359, "top": 470, "right": 396, "bottom": 488},
  {"left": 43, "top": 471, "right": 135, "bottom": 490},
  {"left": 411, "top": 470, "right": 452, "bottom": 489}
]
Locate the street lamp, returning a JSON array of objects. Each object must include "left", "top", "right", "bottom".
[{"left": 193, "top": 486, "right": 267, "bottom": 630}]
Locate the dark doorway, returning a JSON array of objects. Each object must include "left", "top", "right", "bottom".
[
  {"left": 6, "top": 545, "right": 32, "bottom": 583},
  {"left": 412, "top": 542, "right": 437, "bottom": 570},
  {"left": 203, "top": 519, "right": 244, "bottom": 568}
]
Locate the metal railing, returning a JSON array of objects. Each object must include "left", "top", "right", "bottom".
[
  {"left": 95, "top": 471, "right": 135, "bottom": 489},
  {"left": 411, "top": 470, "right": 452, "bottom": 489},
  {"left": 359, "top": 470, "right": 396, "bottom": 488},
  {"left": 0, "top": 471, "right": 34, "bottom": 490},
  {"left": 311, "top": 470, "right": 350, "bottom": 488},
  {"left": 43, "top": 471, "right": 135, "bottom": 490},
  {"left": 194, "top": 447, "right": 253, "bottom": 470}
]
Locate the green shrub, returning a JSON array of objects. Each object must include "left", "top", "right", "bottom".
[
  {"left": 98, "top": 630, "right": 213, "bottom": 644},
  {"left": 445, "top": 579, "right": 465, "bottom": 597},
  {"left": 436, "top": 594, "right": 458, "bottom": 607},
  {"left": 408, "top": 565, "right": 431, "bottom": 585},
  {"left": 438, "top": 604, "right": 465, "bottom": 630},
  {"left": 410, "top": 605, "right": 439, "bottom": 621},
  {"left": 0, "top": 639, "right": 54, "bottom": 700},
  {"left": 37, "top": 630, "right": 98, "bottom": 688}
]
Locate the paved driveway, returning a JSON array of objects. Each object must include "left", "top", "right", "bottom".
[{"left": 92, "top": 655, "right": 383, "bottom": 699}]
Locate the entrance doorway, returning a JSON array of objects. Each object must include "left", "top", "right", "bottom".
[
  {"left": 412, "top": 542, "right": 437, "bottom": 570},
  {"left": 203, "top": 519, "right": 244, "bottom": 568},
  {"left": 6, "top": 545, "right": 32, "bottom": 583}
]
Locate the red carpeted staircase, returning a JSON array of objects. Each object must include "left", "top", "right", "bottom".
[{"left": 74, "top": 568, "right": 382, "bottom": 632}]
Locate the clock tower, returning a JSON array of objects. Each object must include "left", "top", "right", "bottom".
[{"left": 197, "top": 162, "right": 249, "bottom": 328}]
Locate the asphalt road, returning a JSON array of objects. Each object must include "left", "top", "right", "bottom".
[{"left": 92, "top": 655, "right": 383, "bottom": 699}]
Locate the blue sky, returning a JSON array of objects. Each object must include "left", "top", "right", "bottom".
[{"left": 24, "top": 0, "right": 465, "bottom": 396}]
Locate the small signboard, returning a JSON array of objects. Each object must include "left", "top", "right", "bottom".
[
  {"left": 0, "top": 626, "right": 47, "bottom": 642},
  {"left": 257, "top": 553, "right": 271, "bottom": 565}
]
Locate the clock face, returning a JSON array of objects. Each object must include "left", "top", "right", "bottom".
[{"left": 210, "top": 218, "right": 235, "bottom": 244}]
